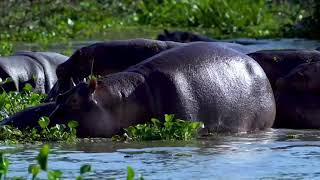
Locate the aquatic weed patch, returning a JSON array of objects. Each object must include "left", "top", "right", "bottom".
[
  {"left": 114, "top": 114, "right": 204, "bottom": 141},
  {"left": 0, "top": 117, "right": 78, "bottom": 144}
]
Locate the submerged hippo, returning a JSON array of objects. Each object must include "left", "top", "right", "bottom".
[
  {"left": 273, "top": 92, "right": 320, "bottom": 129},
  {"left": 273, "top": 62, "right": 320, "bottom": 129},
  {"left": 46, "top": 39, "right": 253, "bottom": 102},
  {"left": 157, "top": 29, "right": 216, "bottom": 42},
  {"left": 0, "top": 102, "right": 56, "bottom": 129},
  {"left": 49, "top": 42, "right": 276, "bottom": 138},
  {"left": 0, "top": 51, "right": 68, "bottom": 93},
  {"left": 248, "top": 49, "right": 320, "bottom": 90}
]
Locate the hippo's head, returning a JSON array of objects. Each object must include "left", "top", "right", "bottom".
[
  {"left": 157, "top": 29, "right": 193, "bottom": 43},
  {"left": 49, "top": 79, "right": 120, "bottom": 138},
  {"left": 56, "top": 47, "right": 94, "bottom": 83},
  {"left": 276, "top": 62, "right": 320, "bottom": 94}
]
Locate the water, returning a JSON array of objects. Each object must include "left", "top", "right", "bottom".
[
  {"left": 6, "top": 30, "right": 320, "bottom": 179},
  {"left": 2, "top": 129, "right": 320, "bottom": 179}
]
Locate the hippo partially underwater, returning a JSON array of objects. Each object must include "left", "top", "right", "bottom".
[
  {"left": 0, "top": 51, "right": 68, "bottom": 93},
  {"left": 47, "top": 42, "right": 276, "bottom": 137},
  {"left": 248, "top": 49, "right": 320, "bottom": 90},
  {"left": 274, "top": 61, "right": 320, "bottom": 128},
  {"left": 45, "top": 39, "right": 254, "bottom": 102}
]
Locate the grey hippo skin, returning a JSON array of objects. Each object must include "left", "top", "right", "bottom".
[
  {"left": 49, "top": 42, "right": 276, "bottom": 138},
  {"left": 274, "top": 62, "right": 320, "bottom": 128},
  {"left": 0, "top": 51, "right": 68, "bottom": 93},
  {"left": 46, "top": 38, "right": 253, "bottom": 102},
  {"left": 0, "top": 102, "right": 56, "bottom": 129},
  {"left": 248, "top": 49, "right": 320, "bottom": 90}
]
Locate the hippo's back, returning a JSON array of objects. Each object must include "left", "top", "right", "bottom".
[{"left": 128, "top": 42, "right": 276, "bottom": 133}]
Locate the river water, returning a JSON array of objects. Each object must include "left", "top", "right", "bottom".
[{"left": 5, "top": 34, "right": 320, "bottom": 179}]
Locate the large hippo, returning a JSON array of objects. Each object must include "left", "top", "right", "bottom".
[
  {"left": 247, "top": 49, "right": 320, "bottom": 90},
  {"left": 0, "top": 102, "right": 56, "bottom": 129},
  {"left": 0, "top": 51, "right": 68, "bottom": 93},
  {"left": 46, "top": 39, "right": 253, "bottom": 102},
  {"left": 49, "top": 42, "right": 276, "bottom": 138}
]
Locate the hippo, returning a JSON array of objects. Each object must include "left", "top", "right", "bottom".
[
  {"left": 0, "top": 102, "right": 56, "bottom": 129},
  {"left": 273, "top": 92, "right": 320, "bottom": 129},
  {"left": 0, "top": 51, "right": 68, "bottom": 93},
  {"left": 44, "top": 39, "right": 183, "bottom": 102},
  {"left": 49, "top": 42, "right": 276, "bottom": 138},
  {"left": 276, "top": 61, "right": 320, "bottom": 94},
  {"left": 157, "top": 29, "right": 216, "bottom": 42},
  {"left": 272, "top": 62, "right": 320, "bottom": 129},
  {"left": 247, "top": 49, "right": 320, "bottom": 90},
  {"left": 46, "top": 39, "right": 253, "bottom": 102}
]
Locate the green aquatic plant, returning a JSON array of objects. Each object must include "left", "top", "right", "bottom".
[
  {"left": 0, "top": 83, "right": 45, "bottom": 120},
  {"left": 114, "top": 114, "right": 204, "bottom": 141},
  {"left": 0, "top": 117, "right": 78, "bottom": 144}
]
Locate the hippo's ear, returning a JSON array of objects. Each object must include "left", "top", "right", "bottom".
[{"left": 88, "top": 79, "right": 97, "bottom": 94}]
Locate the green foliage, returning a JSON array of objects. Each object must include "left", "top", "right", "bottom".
[
  {"left": 0, "top": 153, "right": 9, "bottom": 179},
  {"left": 127, "top": 166, "right": 144, "bottom": 180},
  {"left": 120, "top": 114, "right": 203, "bottom": 141},
  {"left": 0, "top": 117, "right": 78, "bottom": 143},
  {"left": 0, "top": 83, "right": 45, "bottom": 120},
  {"left": 0, "top": 0, "right": 316, "bottom": 49},
  {"left": 0, "top": 41, "right": 13, "bottom": 56}
]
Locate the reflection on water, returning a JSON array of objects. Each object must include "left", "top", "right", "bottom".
[{"left": 2, "top": 129, "right": 320, "bottom": 179}]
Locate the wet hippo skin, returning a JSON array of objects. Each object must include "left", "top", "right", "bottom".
[
  {"left": 49, "top": 42, "right": 276, "bottom": 138},
  {"left": 248, "top": 49, "right": 320, "bottom": 91},
  {"left": 0, "top": 51, "right": 68, "bottom": 93}
]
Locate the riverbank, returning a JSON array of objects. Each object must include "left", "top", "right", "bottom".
[{"left": 0, "top": 0, "right": 316, "bottom": 55}]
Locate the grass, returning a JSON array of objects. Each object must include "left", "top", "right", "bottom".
[{"left": 0, "top": 0, "right": 316, "bottom": 56}]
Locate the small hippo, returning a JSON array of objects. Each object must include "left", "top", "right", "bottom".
[
  {"left": 46, "top": 39, "right": 253, "bottom": 102},
  {"left": 49, "top": 42, "right": 276, "bottom": 138},
  {"left": 0, "top": 102, "right": 56, "bottom": 129},
  {"left": 0, "top": 51, "right": 68, "bottom": 93},
  {"left": 276, "top": 61, "right": 320, "bottom": 94},
  {"left": 157, "top": 29, "right": 216, "bottom": 42},
  {"left": 248, "top": 49, "right": 320, "bottom": 90}
]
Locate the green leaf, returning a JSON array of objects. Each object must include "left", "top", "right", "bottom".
[
  {"left": 67, "top": 121, "right": 79, "bottom": 129},
  {"left": 47, "top": 170, "right": 62, "bottom": 180},
  {"left": 80, "top": 164, "right": 91, "bottom": 175},
  {"left": 38, "top": 116, "right": 50, "bottom": 129},
  {"left": 127, "top": 166, "right": 135, "bottom": 180},
  {"left": 23, "top": 83, "right": 33, "bottom": 92},
  {"left": 76, "top": 176, "right": 83, "bottom": 180},
  {"left": 28, "top": 164, "right": 40, "bottom": 180},
  {"left": 37, "top": 144, "right": 50, "bottom": 171}
]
